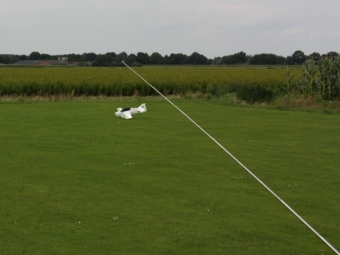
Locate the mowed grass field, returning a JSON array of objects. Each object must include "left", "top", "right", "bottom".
[{"left": 1, "top": 99, "right": 339, "bottom": 254}]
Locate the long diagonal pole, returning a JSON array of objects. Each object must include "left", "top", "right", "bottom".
[{"left": 122, "top": 61, "right": 339, "bottom": 255}]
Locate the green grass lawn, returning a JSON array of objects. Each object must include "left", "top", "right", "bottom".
[{"left": 1, "top": 99, "right": 339, "bottom": 254}]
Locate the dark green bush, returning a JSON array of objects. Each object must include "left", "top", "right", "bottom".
[{"left": 236, "top": 85, "right": 275, "bottom": 104}]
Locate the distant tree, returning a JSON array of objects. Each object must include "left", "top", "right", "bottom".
[
  {"left": 105, "top": 52, "right": 117, "bottom": 59},
  {"left": 211, "top": 57, "right": 222, "bottom": 65},
  {"left": 123, "top": 56, "right": 135, "bottom": 66},
  {"left": 309, "top": 52, "right": 320, "bottom": 61},
  {"left": 7, "top": 55, "right": 19, "bottom": 64},
  {"left": 163, "top": 55, "right": 170, "bottom": 64},
  {"left": 91, "top": 55, "right": 104, "bottom": 67},
  {"left": 327, "top": 51, "right": 339, "bottom": 59},
  {"left": 66, "top": 53, "right": 82, "bottom": 62},
  {"left": 92, "top": 54, "right": 114, "bottom": 67},
  {"left": 286, "top": 56, "right": 293, "bottom": 65},
  {"left": 149, "top": 52, "right": 163, "bottom": 65},
  {"left": 0, "top": 55, "right": 10, "bottom": 64},
  {"left": 118, "top": 52, "right": 128, "bottom": 59},
  {"left": 41, "top": 53, "right": 51, "bottom": 60},
  {"left": 291, "top": 50, "right": 306, "bottom": 65},
  {"left": 115, "top": 52, "right": 128, "bottom": 63},
  {"left": 221, "top": 51, "right": 247, "bottom": 64},
  {"left": 188, "top": 52, "right": 208, "bottom": 65},
  {"left": 167, "top": 53, "right": 188, "bottom": 65},
  {"left": 249, "top": 53, "right": 285, "bottom": 65},
  {"left": 276, "top": 55, "right": 286, "bottom": 65},
  {"left": 82, "top": 52, "right": 97, "bottom": 62},
  {"left": 29, "top": 51, "right": 42, "bottom": 60},
  {"left": 128, "top": 53, "right": 137, "bottom": 62},
  {"left": 135, "top": 52, "right": 150, "bottom": 65},
  {"left": 19, "top": 55, "right": 28, "bottom": 60}
]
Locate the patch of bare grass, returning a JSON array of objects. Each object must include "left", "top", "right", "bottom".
[
  {"left": 274, "top": 94, "right": 340, "bottom": 113},
  {"left": 0, "top": 94, "right": 178, "bottom": 103}
]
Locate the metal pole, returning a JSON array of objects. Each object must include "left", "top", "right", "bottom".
[{"left": 122, "top": 61, "right": 340, "bottom": 255}]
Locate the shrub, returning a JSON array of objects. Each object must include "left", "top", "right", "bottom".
[{"left": 237, "top": 85, "right": 275, "bottom": 104}]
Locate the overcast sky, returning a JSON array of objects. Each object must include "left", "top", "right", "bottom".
[{"left": 1, "top": 0, "right": 339, "bottom": 58}]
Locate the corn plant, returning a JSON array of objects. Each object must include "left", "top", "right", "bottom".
[
  {"left": 284, "top": 67, "right": 296, "bottom": 94},
  {"left": 299, "top": 59, "right": 319, "bottom": 94},
  {"left": 285, "top": 56, "right": 340, "bottom": 100},
  {"left": 316, "top": 57, "right": 340, "bottom": 99}
]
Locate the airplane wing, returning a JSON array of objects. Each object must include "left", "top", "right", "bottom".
[{"left": 121, "top": 111, "right": 132, "bottom": 119}]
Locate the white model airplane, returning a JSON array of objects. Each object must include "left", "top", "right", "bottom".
[{"left": 114, "top": 103, "right": 147, "bottom": 119}]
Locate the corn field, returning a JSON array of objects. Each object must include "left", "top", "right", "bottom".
[
  {"left": 0, "top": 67, "right": 292, "bottom": 99},
  {"left": 285, "top": 56, "right": 340, "bottom": 100}
]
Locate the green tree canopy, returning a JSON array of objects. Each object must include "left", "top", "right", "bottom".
[
  {"left": 309, "top": 52, "right": 320, "bottom": 61},
  {"left": 136, "top": 52, "right": 150, "bottom": 65},
  {"left": 165, "top": 53, "right": 189, "bottom": 65},
  {"left": 149, "top": 52, "right": 163, "bottom": 65},
  {"left": 41, "top": 53, "right": 51, "bottom": 60},
  {"left": 19, "top": 55, "right": 28, "bottom": 60},
  {"left": 29, "top": 51, "right": 42, "bottom": 60},
  {"left": 291, "top": 50, "right": 307, "bottom": 65},
  {"left": 249, "top": 53, "right": 285, "bottom": 65},
  {"left": 82, "top": 52, "right": 97, "bottom": 62},
  {"left": 92, "top": 54, "right": 113, "bottom": 67},
  {"left": 188, "top": 52, "right": 208, "bottom": 65},
  {"left": 221, "top": 51, "right": 247, "bottom": 64},
  {"left": 327, "top": 51, "right": 339, "bottom": 59}
]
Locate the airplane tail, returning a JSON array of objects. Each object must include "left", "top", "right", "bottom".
[
  {"left": 114, "top": 108, "right": 122, "bottom": 117},
  {"left": 138, "top": 103, "right": 147, "bottom": 113}
]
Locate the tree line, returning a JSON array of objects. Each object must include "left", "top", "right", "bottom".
[{"left": 0, "top": 50, "right": 338, "bottom": 66}]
